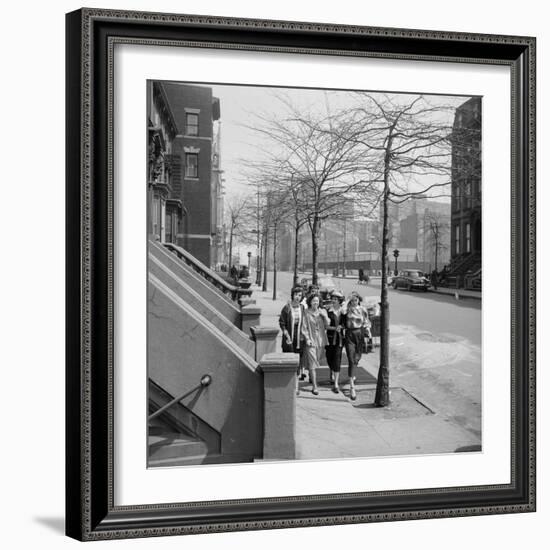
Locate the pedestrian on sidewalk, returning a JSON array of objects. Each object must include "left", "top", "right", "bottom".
[
  {"left": 278, "top": 286, "right": 306, "bottom": 385},
  {"left": 301, "top": 294, "right": 329, "bottom": 395},
  {"left": 325, "top": 290, "right": 345, "bottom": 393},
  {"left": 343, "top": 291, "right": 371, "bottom": 401},
  {"left": 301, "top": 283, "right": 319, "bottom": 306},
  {"left": 431, "top": 269, "right": 438, "bottom": 290}
]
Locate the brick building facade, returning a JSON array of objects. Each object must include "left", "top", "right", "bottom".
[
  {"left": 148, "top": 81, "right": 181, "bottom": 244},
  {"left": 147, "top": 81, "right": 224, "bottom": 267},
  {"left": 449, "top": 97, "right": 482, "bottom": 282}
]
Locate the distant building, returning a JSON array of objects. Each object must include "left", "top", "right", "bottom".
[
  {"left": 419, "top": 203, "right": 451, "bottom": 271},
  {"left": 449, "top": 97, "right": 482, "bottom": 282},
  {"left": 355, "top": 219, "right": 379, "bottom": 253},
  {"left": 147, "top": 81, "right": 223, "bottom": 267},
  {"left": 378, "top": 197, "right": 451, "bottom": 271}
]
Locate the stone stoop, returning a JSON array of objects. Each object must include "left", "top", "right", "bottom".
[{"left": 149, "top": 432, "right": 209, "bottom": 462}]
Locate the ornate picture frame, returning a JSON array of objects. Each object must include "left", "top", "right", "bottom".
[{"left": 65, "top": 8, "right": 536, "bottom": 541}]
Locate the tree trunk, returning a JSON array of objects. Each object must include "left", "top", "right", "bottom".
[
  {"left": 311, "top": 215, "right": 320, "bottom": 286},
  {"left": 293, "top": 223, "right": 300, "bottom": 286},
  {"left": 256, "top": 232, "right": 262, "bottom": 287},
  {"left": 343, "top": 219, "right": 347, "bottom": 277},
  {"left": 272, "top": 224, "right": 277, "bottom": 300},
  {"left": 228, "top": 227, "right": 234, "bottom": 272},
  {"left": 323, "top": 229, "right": 328, "bottom": 275},
  {"left": 262, "top": 225, "right": 268, "bottom": 292},
  {"left": 375, "top": 134, "right": 394, "bottom": 407}
]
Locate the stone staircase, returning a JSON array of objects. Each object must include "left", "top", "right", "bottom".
[
  {"left": 443, "top": 252, "right": 481, "bottom": 288},
  {"left": 148, "top": 417, "right": 214, "bottom": 467},
  {"left": 149, "top": 248, "right": 255, "bottom": 358},
  {"left": 150, "top": 240, "right": 242, "bottom": 327},
  {"left": 147, "top": 239, "right": 290, "bottom": 466},
  {"left": 149, "top": 272, "right": 264, "bottom": 465}
]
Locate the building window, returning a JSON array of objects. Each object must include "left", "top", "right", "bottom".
[
  {"left": 465, "top": 223, "right": 471, "bottom": 253},
  {"left": 465, "top": 179, "right": 472, "bottom": 208},
  {"left": 186, "top": 113, "right": 199, "bottom": 136},
  {"left": 455, "top": 225, "right": 460, "bottom": 255},
  {"left": 185, "top": 153, "right": 198, "bottom": 178}
]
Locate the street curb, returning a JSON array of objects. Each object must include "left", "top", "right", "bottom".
[{"left": 429, "top": 289, "right": 481, "bottom": 300}]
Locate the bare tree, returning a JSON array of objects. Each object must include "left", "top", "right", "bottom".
[
  {"left": 338, "top": 93, "right": 479, "bottom": 406},
  {"left": 424, "top": 211, "right": 450, "bottom": 274},
  {"left": 263, "top": 188, "right": 290, "bottom": 299},
  {"left": 284, "top": 176, "right": 310, "bottom": 286},
  {"left": 225, "top": 195, "right": 250, "bottom": 271},
  {"left": 246, "top": 97, "right": 378, "bottom": 285}
]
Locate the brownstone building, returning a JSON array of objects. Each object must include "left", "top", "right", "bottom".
[
  {"left": 147, "top": 81, "right": 224, "bottom": 267},
  {"left": 449, "top": 97, "right": 482, "bottom": 286},
  {"left": 148, "top": 81, "right": 182, "bottom": 244}
]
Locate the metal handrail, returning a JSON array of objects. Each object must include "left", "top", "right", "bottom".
[{"left": 148, "top": 374, "right": 212, "bottom": 421}]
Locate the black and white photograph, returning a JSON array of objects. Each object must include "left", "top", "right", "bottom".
[
  {"left": 147, "top": 81, "right": 482, "bottom": 468},
  {"left": 2, "top": 0, "right": 542, "bottom": 547}
]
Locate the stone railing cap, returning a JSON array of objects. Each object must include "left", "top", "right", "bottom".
[
  {"left": 241, "top": 305, "right": 261, "bottom": 315},
  {"left": 259, "top": 352, "right": 299, "bottom": 371},
  {"left": 250, "top": 326, "right": 279, "bottom": 337}
]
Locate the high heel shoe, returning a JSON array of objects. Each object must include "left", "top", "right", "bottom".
[{"left": 350, "top": 387, "right": 357, "bottom": 401}]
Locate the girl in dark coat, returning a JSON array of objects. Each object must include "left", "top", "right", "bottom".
[
  {"left": 278, "top": 286, "right": 306, "bottom": 381},
  {"left": 325, "top": 290, "right": 345, "bottom": 393}
]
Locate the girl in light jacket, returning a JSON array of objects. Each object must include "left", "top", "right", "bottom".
[{"left": 301, "top": 294, "right": 329, "bottom": 395}]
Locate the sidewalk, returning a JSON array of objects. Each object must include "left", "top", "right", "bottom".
[{"left": 251, "top": 284, "right": 481, "bottom": 461}]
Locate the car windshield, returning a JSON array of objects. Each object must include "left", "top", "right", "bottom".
[{"left": 318, "top": 277, "right": 335, "bottom": 287}]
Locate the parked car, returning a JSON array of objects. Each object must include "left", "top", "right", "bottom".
[{"left": 391, "top": 269, "right": 430, "bottom": 291}]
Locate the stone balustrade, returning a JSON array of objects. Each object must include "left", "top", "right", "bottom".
[
  {"left": 259, "top": 352, "right": 299, "bottom": 460},
  {"left": 240, "top": 304, "right": 261, "bottom": 335},
  {"left": 249, "top": 326, "right": 279, "bottom": 362}
]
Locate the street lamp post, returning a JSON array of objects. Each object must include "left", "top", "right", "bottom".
[{"left": 393, "top": 249, "right": 400, "bottom": 276}]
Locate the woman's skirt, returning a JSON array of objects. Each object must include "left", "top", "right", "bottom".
[
  {"left": 302, "top": 345, "right": 323, "bottom": 372},
  {"left": 325, "top": 344, "right": 343, "bottom": 373}
]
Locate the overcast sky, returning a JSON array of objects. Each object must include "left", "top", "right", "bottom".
[
  {"left": 171, "top": 83, "right": 472, "bottom": 263},
  {"left": 205, "top": 83, "right": 470, "bottom": 202}
]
